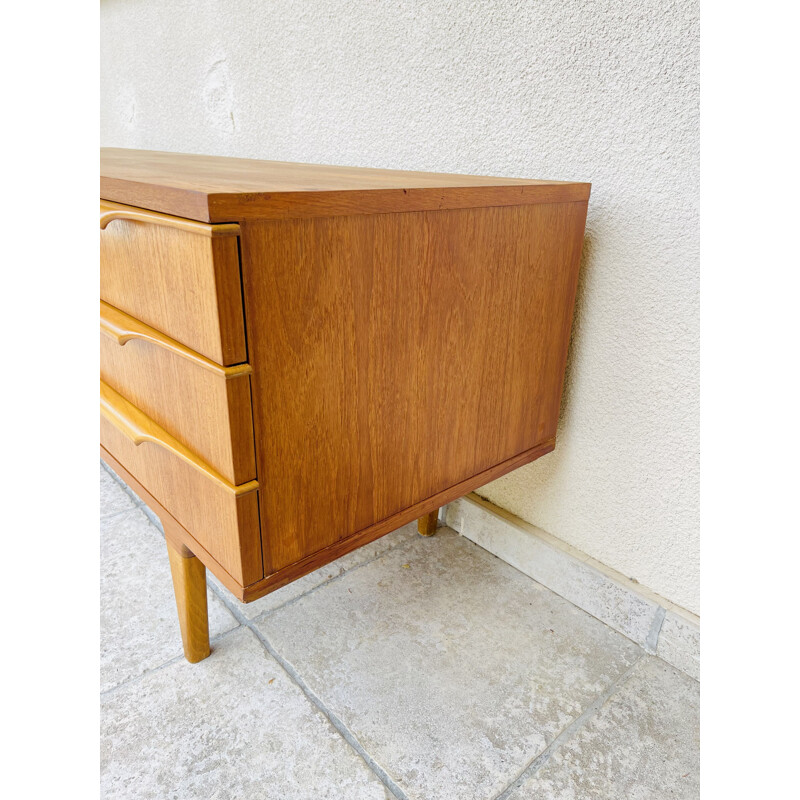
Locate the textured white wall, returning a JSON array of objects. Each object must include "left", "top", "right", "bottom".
[{"left": 101, "top": 0, "right": 700, "bottom": 614}]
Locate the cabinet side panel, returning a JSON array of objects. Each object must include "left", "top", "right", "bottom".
[{"left": 241, "top": 203, "right": 587, "bottom": 572}]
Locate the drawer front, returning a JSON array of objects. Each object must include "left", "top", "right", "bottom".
[
  {"left": 100, "top": 301, "right": 256, "bottom": 485},
  {"left": 100, "top": 381, "right": 262, "bottom": 586},
  {"left": 100, "top": 200, "right": 247, "bottom": 366}
]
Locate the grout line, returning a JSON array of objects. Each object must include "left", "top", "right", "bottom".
[
  {"left": 207, "top": 579, "right": 410, "bottom": 800},
  {"left": 209, "top": 625, "right": 243, "bottom": 644},
  {"left": 100, "top": 504, "right": 159, "bottom": 531},
  {"left": 645, "top": 605, "right": 667, "bottom": 654},
  {"left": 99, "top": 507, "right": 140, "bottom": 524},
  {"left": 100, "top": 625, "right": 241, "bottom": 700},
  {"left": 100, "top": 652, "right": 186, "bottom": 698},
  {"left": 492, "top": 653, "right": 646, "bottom": 800}
]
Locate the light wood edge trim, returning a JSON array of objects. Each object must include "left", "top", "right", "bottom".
[
  {"left": 99, "top": 200, "right": 240, "bottom": 237},
  {"left": 100, "top": 301, "right": 251, "bottom": 379},
  {"left": 100, "top": 381, "right": 258, "bottom": 497}
]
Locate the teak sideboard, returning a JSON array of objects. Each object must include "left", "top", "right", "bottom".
[{"left": 99, "top": 148, "right": 590, "bottom": 663}]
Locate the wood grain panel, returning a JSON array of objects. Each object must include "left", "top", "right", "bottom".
[
  {"left": 241, "top": 202, "right": 588, "bottom": 573},
  {"left": 100, "top": 383, "right": 262, "bottom": 585},
  {"left": 100, "top": 203, "right": 247, "bottom": 365},
  {"left": 101, "top": 148, "right": 592, "bottom": 222},
  {"left": 100, "top": 302, "right": 256, "bottom": 484}
]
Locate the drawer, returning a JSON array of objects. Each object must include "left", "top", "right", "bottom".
[
  {"left": 100, "top": 301, "right": 256, "bottom": 484},
  {"left": 100, "top": 381, "right": 262, "bottom": 586},
  {"left": 100, "top": 200, "right": 247, "bottom": 366}
]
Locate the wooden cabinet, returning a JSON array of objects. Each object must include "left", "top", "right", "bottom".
[{"left": 100, "top": 148, "right": 590, "bottom": 661}]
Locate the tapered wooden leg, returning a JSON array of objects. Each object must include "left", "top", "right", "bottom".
[
  {"left": 166, "top": 538, "right": 211, "bottom": 663},
  {"left": 417, "top": 509, "right": 439, "bottom": 536}
]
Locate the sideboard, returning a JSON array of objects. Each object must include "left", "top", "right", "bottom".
[{"left": 100, "top": 148, "right": 590, "bottom": 662}]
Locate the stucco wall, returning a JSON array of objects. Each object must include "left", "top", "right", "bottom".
[{"left": 100, "top": 0, "right": 700, "bottom": 614}]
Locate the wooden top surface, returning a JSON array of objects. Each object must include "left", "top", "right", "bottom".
[{"left": 101, "top": 148, "right": 591, "bottom": 222}]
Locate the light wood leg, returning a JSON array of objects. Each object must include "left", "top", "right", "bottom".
[
  {"left": 166, "top": 538, "right": 211, "bottom": 663},
  {"left": 417, "top": 509, "right": 439, "bottom": 536}
]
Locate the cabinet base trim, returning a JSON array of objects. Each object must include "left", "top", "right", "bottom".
[{"left": 244, "top": 438, "right": 555, "bottom": 603}]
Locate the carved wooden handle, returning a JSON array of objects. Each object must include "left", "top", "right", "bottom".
[
  {"left": 100, "top": 381, "right": 258, "bottom": 496},
  {"left": 100, "top": 200, "right": 240, "bottom": 238},
  {"left": 100, "top": 301, "right": 251, "bottom": 379}
]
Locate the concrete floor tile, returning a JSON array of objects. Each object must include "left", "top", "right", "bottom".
[
  {"left": 509, "top": 656, "right": 699, "bottom": 800},
  {"left": 101, "top": 507, "right": 239, "bottom": 692},
  {"left": 257, "top": 529, "right": 642, "bottom": 800},
  {"left": 212, "top": 522, "right": 419, "bottom": 619},
  {"left": 100, "top": 462, "right": 139, "bottom": 519},
  {"left": 101, "top": 628, "right": 388, "bottom": 800}
]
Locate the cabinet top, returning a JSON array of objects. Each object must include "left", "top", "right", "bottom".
[{"left": 101, "top": 148, "right": 591, "bottom": 223}]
